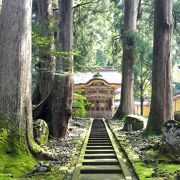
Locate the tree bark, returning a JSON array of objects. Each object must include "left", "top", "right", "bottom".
[
  {"left": 0, "top": 0, "right": 34, "bottom": 152},
  {"left": 49, "top": 0, "right": 73, "bottom": 138},
  {"left": 146, "top": 0, "right": 173, "bottom": 135},
  {"left": 140, "top": 57, "right": 144, "bottom": 116},
  {"left": 113, "top": 0, "right": 139, "bottom": 119},
  {"left": 32, "top": 0, "right": 56, "bottom": 121},
  {"left": 0, "top": 0, "right": 2, "bottom": 12},
  {"left": 50, "top": 75, "right": 73, "bottom": 137}
]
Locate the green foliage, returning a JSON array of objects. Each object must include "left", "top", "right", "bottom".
[
  {"left": 174, "top": 0, "right": 180, "bottom": 33},
  {"left": 173, "top": 1, "right": 180, "bottom": 65},
  {"left": 122, "top": 30, "right": 141, "bottom": 50},
  {"left": 73, "top": 89, "right": 89, "bottom": 117},
  {"left": 73, "top": 0, "right": 119, "bottom": 71},
  {"left": 121, "top": 29, "right": 153, "bottom": 100},
  {"left": 134, "top": 33, "right": 152, "bottom": 100},
  {"left": 32, "top": 18, "right": 74, "bottom": 88}
]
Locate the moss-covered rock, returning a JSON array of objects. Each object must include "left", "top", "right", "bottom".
[
  {"left": 160, "top": 120, "right": 180, "bottom": 155},
  {"left": 123, "top": 115, "right": 145, "bottom": 131},
  {"left": 33, "top": 119, "right": 49, "bottom": 145}
]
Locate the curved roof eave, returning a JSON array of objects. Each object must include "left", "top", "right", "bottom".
[{"left": 75, "top": 78, "right": 121, "bottom": 87}]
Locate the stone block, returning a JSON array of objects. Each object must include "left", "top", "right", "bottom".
[
  {"left": 33, "top": 119, "right": 49, "bottom": 145},
  {"left": 123, "top": 115, "right": 144, "bottom": 131},
  {"left": 160, "top": 120, "right": 180, "bottom": 155}
]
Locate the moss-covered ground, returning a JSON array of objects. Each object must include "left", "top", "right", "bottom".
[
  {"left": 0, "top": 127, "right": 37, "bottom": 179},
  {"left": 0, "top": 153, "right": 36, "bottom": 180},
  {"left": 0, "top": 117, "right": 91, "bottom": 179},
  {"left": 107, "top": 119, "right": 180, "bottom": 180}
]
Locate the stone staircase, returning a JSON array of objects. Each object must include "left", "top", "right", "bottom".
[{"left": 72, "top": 118, "right": 134, "bottom": 180}]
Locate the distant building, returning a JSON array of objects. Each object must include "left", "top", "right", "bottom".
[
  {"left": 173, "top": 93, "right": 180, "bottom": 112},
  {"left": 134, "top": 101, "right": 150, "bottom": 117},
  {"left": 172, "top": 64, "right": 180, "bottom": 94},
  {"left": 134, "top": 93, "right": 180, "bottom": 118},
  {"left": 74, "top": 67, "right": 121, "bottom": 118},
  {"left": 73, "top": 67, "right": 154, "bottom": 118}
]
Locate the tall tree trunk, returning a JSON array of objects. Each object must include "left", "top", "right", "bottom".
[
  {"left": 113, "top": 0, "right": 139, "bottom": 119},
  {"left": 50, "top": 0, "right": 73, "bottom": 138},
  {"left": 0, "top": 0, "right": 34, "bottom": 152},
  {"left": 0, "top": 0, "right": 2, "bottom": 12},
  {"left": 140, "top": 58, "right": 144, "bottom": 116},
  {"left": 146, "top": 0, "right": 173, "bottom": 135},
  {"left": 32, "top": 0, "right": 56, "bottom": 120}
]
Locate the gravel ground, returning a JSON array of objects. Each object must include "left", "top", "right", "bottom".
[
  {"left": 28, "top": 117, "right": 91, "bottom": 179},
  {"left": 107, "top": 119, "right": 180, "bottom": 180}
]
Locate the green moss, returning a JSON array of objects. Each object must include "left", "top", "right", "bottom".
[
  {"left": 0, "top": 128, "right": 9, "bottom": 152},
  {"left": 121, "top": 143, "right": 154, "bottom": 179},
  {"left": 134, "top": 162, "right": 154, "bottom": 180},
  {"left": 0, "top": 116, "right": 29, "bottom": 155},
  {"left": 0, "top": 118, "right": 37, "bottom": 178},
  {"left": 142, "top": 129, "right": 159, "bottom": 137},
  {"left": 7, "top": 130, "right": 28, "bottom": 155},
  {"left": 0, "top": 134, "right": 36, "bottom": 178},
  {"left": 33, "top": 119, "right": 49, "bottom": 145},
  {"left": 157, "top": 164, "right": 180, "bottom": 172},
  {"left": 108, "top": 120, "right": 180, "bottom": 180},
  {"left": 25, "top": 172, "right": 65, "bottom": 180},
  {"left": 116, "top": 135, "right": 154, "bottom": 179},
  {"left": 146, "top": 150, "right": 156, "bottom": 156},
  {"left": 0, "top": 153, "right": 36, "bottom": 178}
]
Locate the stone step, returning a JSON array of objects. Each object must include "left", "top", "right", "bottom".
[
  {"left": 89, "top": 138, "right": 110, "bottom": 140},
  {"left": 89, "top": 134, "right": 108, "bottom": 135},
  {"left": 87, "top": 143, "right": 112, "bottom": 146},
  {"left": 81, "top": 165, "right": 122, "bottom": 174},
  {"left": 85, "top": 149, "right": 115, "bottom": 154},
  {"left": 86, "top": 146, "right": 113, "bottom": 149},
  {"left": 84, "top": 153, "right": 117, "bottom": 159},
  {"left": 89, "top": 136, "right": 109, "bottom": 138},
  {"left": 91, "top": 132, "right": 106, "bottom": 134},
  {"left": 90, "top": 134, "right": 108, "bottom": 135},
  {"left": 79, "top": 174, "right": 125, "bottom": 180},
  {"left": 88, "top": 141, "right": 111, "bottom": 144},
  {"left": 72, "top": 119, "right": 130, "bottom": 180},
  {"left": 88, "top": 140, "right": 110, "bottom": 142},
  {"left": 83, "top": 159, "right": 119, "bottom": 165},
  {"left": 90, "top": 131, "right": 107, "bottom": 133}
]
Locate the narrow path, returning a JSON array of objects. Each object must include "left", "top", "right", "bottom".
[{"left": 72, "top": 118, "right": 137, "bottom": 180}]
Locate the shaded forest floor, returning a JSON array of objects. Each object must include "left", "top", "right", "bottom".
[
  {"left": 107, "top": 120, "right": 180, "bottom": 180},
  {"left": 0, "top": 118, "right": 91, "bottom": 180},
  {"left": 1, "top": 118, "right": 180, "bottom": 180}
]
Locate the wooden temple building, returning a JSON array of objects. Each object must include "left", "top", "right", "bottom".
[
  {"left": 74, "top": 66, "right": 180, "bottom": 118},
  {"left": 74, "top": 67, "right": 121, "bottom": 118}
]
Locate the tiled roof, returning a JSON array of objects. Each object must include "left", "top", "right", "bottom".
[
  {"left": 74, "top": 68, "right": 122, "bottom": 84},
  {"left": 173, "top": 93, "right": 180, "bottom": 100}
]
